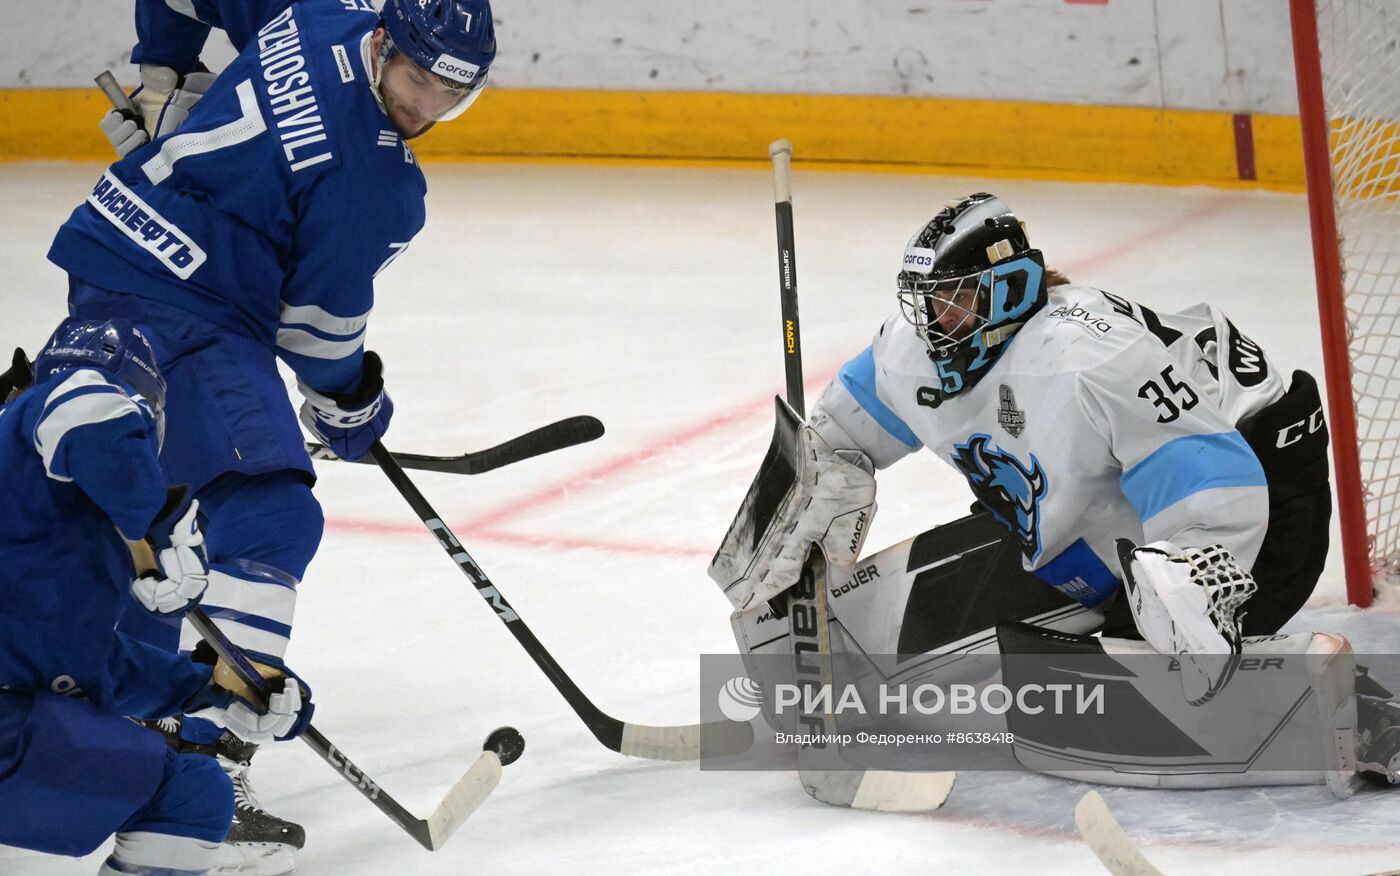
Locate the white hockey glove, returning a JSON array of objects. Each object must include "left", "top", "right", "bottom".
[
  {"left": 194, "top": 676, "right": 307, "bottom": 745},
  {"left": 131, "top": 487, "right": 209, "bottom": 616},
  {"left": 1116, "top": 538, "right": 1258, "bottom": 705},
  {"left": 188, "top": 644, "right": 315, "bottom": 744},
  {"left": 99, "top": 64, "right": 216, "bottom": 157},
  {"left": 710, "top": 399, "right": 877, "bottom": 611}
]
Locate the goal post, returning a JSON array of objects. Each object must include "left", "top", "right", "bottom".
[{"left": 1289, "top": 0, "right": 1400, "bottom": 607}]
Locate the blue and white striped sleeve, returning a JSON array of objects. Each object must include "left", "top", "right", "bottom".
[
  {"left": 275, "top": 300, "right": 372, "bottom": 393},
  {"left": 277, "top": 168, "right": 421, "bottom": 394},
  {"left": 31, "top": 369, "right": 169, "bottom": 540},
  {"left": 809, "top": 344, "right": 922, "bottom": 470},
  {"left": 1077, "top": 341, "right": 1270, "bottom": 567}
]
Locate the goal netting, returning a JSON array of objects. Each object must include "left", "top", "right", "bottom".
[{"left": 1292, "top": 0, "right": 1400, "bottom": 604}]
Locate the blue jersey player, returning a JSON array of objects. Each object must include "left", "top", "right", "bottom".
[
  {"left": 0, "top": 319, "right": 311, "bottom": 876},
  {"left": 45, "top": 1, "right": 494, "bottom": 868}
]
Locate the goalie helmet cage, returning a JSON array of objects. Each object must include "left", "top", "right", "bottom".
[{"left": 1289, "top": 0, "right": 1400, "bottom": 607}]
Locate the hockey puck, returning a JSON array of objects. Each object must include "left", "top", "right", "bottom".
[{"left": 483, "top": 726, "right": 525, "bottom": 766}]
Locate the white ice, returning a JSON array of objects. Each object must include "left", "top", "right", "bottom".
[{"left": 1, "top": 161, "right": 1397, "bottom": 875}]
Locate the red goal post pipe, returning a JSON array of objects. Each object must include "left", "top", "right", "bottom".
[{"left": 1288, "top": 0, "right": 1374, "bottom": 607}]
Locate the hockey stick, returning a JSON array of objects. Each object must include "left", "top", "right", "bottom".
[
  {"left": 1074, "top": 791, "right": 1166, "bottom": 876},
  {"left": 770, "top": 140, "right": 806, "bottom": 414},
  {"left": 126, "top": 540, "right": 501, "bottom": 851},
  {"left": 369, "top": 441, "right": 754, "bottom": 760},
  {"left": 1075, "top": 790, "right": 1400, "bottom": 876},
  {"left": 189, "top": 607, "right": 500, "bottom": 852},
  {"left": 306, "top": 414, "right": 604, "bottom": 475},
  {"left": 767, "top": 139, "right": 955, "bottom": 812}
]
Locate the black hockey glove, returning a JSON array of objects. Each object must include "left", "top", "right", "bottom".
[{"left": 0, "top": 347, "right": 32, "bottom": 403}]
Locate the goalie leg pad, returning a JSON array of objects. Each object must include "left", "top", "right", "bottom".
[{"left": 998, "top": 622, "right": 1358, "bottom": 790}]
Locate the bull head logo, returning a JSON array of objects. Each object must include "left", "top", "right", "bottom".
[{"left": 951, "top": 434, "right": 1048, "bottom": 562}]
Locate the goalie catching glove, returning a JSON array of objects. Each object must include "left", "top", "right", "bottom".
[
  {"left": 1117, "top": 538, "right": 1259, "bottom": 705},
  {"left": 709, "top": 398, "right": 877, "bottom": 611},
  {"left": 99, "top": 63, "right": 217, "bottom": 157}
]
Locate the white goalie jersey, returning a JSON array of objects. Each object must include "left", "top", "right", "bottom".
[{"left": 812, "top": 283, "right": 1288, "bottom": 609}]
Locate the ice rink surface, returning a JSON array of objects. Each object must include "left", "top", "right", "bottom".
[{"left": 2, "top": 160, "right": 1398, "bottom": 875}]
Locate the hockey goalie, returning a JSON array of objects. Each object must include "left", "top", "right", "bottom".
[{"left": 708, "top": 193, "right": 1399, "bottom": 795}]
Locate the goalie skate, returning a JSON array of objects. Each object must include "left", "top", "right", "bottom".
[{"left": 1358, "top": 688, "right": 1400, "bottom": 786}]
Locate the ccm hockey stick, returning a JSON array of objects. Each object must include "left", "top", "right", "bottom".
[
  {"left": 127, "top": 540, "right": 502, "bottom": 851},
  {"left": 189, "top": 607, "right": 501, "bottom": 852},
  {"left": 369, "top": 441, "right": 754, "bottom": 760},
  {"left": 768, "top": 138, "right": 955, "bottom": 812},
  {"left": 307, "top": 414, "right": 604, "bottom": 475},
  {"left": 1074, "top": 791, "right": 1399, "bottom": 876}
]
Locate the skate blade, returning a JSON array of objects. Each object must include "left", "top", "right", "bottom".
[{"left": 209, "top": 841, "right": 296, "bottom": 876}]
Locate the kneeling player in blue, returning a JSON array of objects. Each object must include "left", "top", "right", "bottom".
[
  {"left": 0, "top": 319, "right": 313, "bottom": 875},
  {"left": 711, "top": 194, "right": 1400, "bottom": 792},
  {"left": 46, "top": 0, "right": 495, "bottom": 864}
]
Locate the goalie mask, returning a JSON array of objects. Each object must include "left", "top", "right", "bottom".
[{"left": 896, "top": 194, "right": 1047, "bottom": 402}]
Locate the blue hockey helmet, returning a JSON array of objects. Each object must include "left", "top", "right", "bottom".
[
  {"left": 378, "top": 0, "right": 495, "bottom": 121},
  {"left": 896, "top": 194, "right": 1047, "bottom": 402},
  {"left": 34, "top": 318, "right": 167, "bottom": 447}
]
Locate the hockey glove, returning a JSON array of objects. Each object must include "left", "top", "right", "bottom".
[
  {"left": 710, "top": 398, "right": 877, "bottom": 611},
  {"left": 188, "top": 642, "right": 315, "bottom": 744},
  {"left": 298, "top": 351, "right": 394, "bottom": 462},
  {"left": 131, "top": 485, "right": 209, "bottom": 616},
  {"left": 99, "top": 64, "right": 216, "bottom": 157},
  {"left": 1117, "top": 538, "right": 1258, "bottom": 705},
  {"left": 0, "top": 347, "right": 32, "bottom": 404}
]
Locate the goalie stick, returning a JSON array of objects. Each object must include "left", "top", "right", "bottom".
[
  {"left": 767, "top": 138, "right": 955, "bottom": 812},
  {"left": 1074, "top": 790, "right": 1400, "bottom": 876},
  {"left": 307, "top": 415, "right": 605, "bottom": 475},
  {"left": 369, "top": 441, "right": 754, "bottom": 760},
  {"left": 126, "top": 539, "right": 501, "bottom": 852}
]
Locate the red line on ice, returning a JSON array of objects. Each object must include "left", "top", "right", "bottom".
[
  {"left": 323, "top": 518, "right": 711, "bottom": 557},
  {"left": 1058, "top": 196, "right": 1240, "bottom": 277},
  {"left": 459, "top": 366, "right": 842, "bottom": 531},
  {"left": 325, "top": 196, "right": 1239, "bottom": 556}
]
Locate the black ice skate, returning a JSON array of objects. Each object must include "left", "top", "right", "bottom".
[
  {"left": 1357, "top": 693, "right": 1400, "bottom": 787},
  {"left": 212, "top": 732, "right": 305, "bottom": 876}
]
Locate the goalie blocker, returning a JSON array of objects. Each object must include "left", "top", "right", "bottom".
[{"left": 708, "top": 397, "right": 877, "bottom": 613}]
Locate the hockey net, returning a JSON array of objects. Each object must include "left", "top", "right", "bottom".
[{"left": 1291, "top": 0, "right": 1400, "bottom": 605}]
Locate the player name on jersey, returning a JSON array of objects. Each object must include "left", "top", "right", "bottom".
[{"left": 258, "top": 6, "right": 334, "bottom": 173}]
